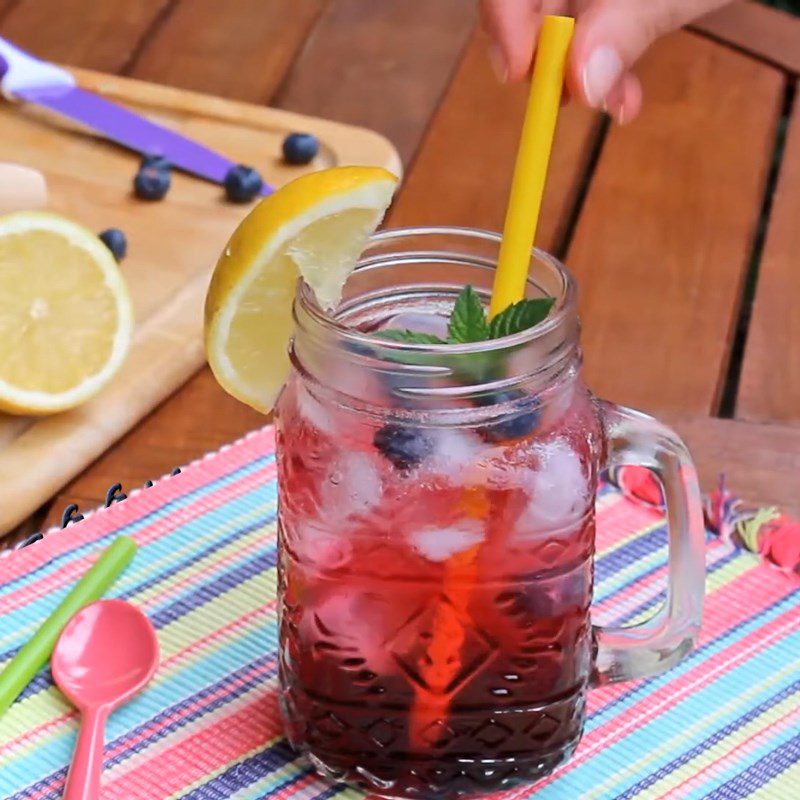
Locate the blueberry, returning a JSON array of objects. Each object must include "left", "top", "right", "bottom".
[
  {"left": 224, "top": 164, "right": 263, "bottom": 203},
  {"left": 140, "top": 152, "right": 171, "bottom": 171},
  {"left": 134, "top": 164, "right": 171, "bottom": 200},
  {"left": 282, "top": 132, "right": 319, "bottom": 165},
  {"left": 98, "top": 228, "right": 127, "bottom": 261},
  {"left": 475, "top": 390, "right": 540, "bottom": 443},
  {"left": 374, "top": 424, "right": 433, "bottom": 469}
]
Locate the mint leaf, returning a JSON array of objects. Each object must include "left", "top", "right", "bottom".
[
  {"left": 373, "top": 326, "right": 497, "bottom": 380},
  {"left": 373, "top": 329, "right": 447, "bottom": 345},
  {"left": 448, "top": 285, "right": 490, "bottom": 343},
  {"left": 370, "top": 329, "right": 448, "bottom": 370},
  {"left": 364, "top": 290, "right": 554, "bottom": 386},
  {"left": 488, "top": 298, "right": 555, "bottom": 339},
  {"left": 446, "top": 351, "right": 503, "bottom": 383}
]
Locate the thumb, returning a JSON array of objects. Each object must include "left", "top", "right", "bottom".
[{"left": 569, "top": 0, "right": 729, "bottom": 109}]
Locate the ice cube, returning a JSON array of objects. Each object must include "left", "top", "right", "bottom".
[
  {"left": 537, "top": 378, "right": 576, "bottom": 433},
  {"left": 477, "top": 453, "right": 526, "bottom": 491},
  {"left": 409, "top": 519, "right": 485, "bottom": 562},
  {"left": 321, "top": 451, "right": 382, "bottom": 518},
  {"left": 428, "top": 428, "right": 485, "bottom": 481},
  {"left": 296, "top": 384, "right": 337, "bottom": 434},
  {"left": 518, "top": 439, "right": 588, "bottom": 532},
  {"left": 295, "top": 519, "right": 352, "bottom": 569}
]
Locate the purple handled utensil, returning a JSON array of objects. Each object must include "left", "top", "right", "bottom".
[{"left": 0, "top": 36, "right": 271, "bottom": 194}]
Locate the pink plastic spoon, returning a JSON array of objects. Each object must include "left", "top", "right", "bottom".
[{"left": 52, "top": 599, "right": 159, "bottom": 800}]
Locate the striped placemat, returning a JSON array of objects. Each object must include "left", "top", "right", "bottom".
[{"left": 0, "top": 426, "right": 798, "bottom": 799}]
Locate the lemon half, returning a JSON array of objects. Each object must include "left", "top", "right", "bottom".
[
  {"left": 0, "top": 211, "right": 133, "bottom": 415},
  {"left": 204, "top": 166, "right": 398, "bottom": 413}
]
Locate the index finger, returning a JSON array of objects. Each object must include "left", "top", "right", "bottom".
[{"left": 480, "top": 0, "right": 544, "bottom": 81}]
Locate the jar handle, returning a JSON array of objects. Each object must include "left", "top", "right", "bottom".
[{"left": 591, "top": 401, "right": 706, "bottom": 686}]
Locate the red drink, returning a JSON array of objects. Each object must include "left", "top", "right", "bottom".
[
  {"left": 276, "top": 229, "right": 705, "bottom": 798},
  {"left": 277, "top": 355, "right": 601, "bottom": 797}
]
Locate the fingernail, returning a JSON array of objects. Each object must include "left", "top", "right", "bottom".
[
  {"left": 488, "top": 43, "right": 508, "bottom": 83},
  {"left": 582, "top": 46, "right": 623, "bottom": 108}
]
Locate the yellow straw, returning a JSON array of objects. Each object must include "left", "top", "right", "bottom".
[{"left": 489, "top": 15, "right": 575, "bottom": 318}]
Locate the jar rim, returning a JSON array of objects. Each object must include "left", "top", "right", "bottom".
[{"left": 295, "top": 226, "right": 577, "bottom": 357}]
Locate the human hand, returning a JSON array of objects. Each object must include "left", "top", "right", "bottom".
[{"left": 481, "top": 0, "right": 731, "bottom": 123}]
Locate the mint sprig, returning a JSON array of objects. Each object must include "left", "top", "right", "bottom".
[
  {"left": 373, "top": 285, "right": 554, "bottom": 347},
  {"left": 445, "top": 285, "right": 554, "bottom": 343},
  {"left": 371, "top": 286, "right": 555, "bottom": 381}
]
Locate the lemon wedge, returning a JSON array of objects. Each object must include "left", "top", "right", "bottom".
[
  {"left": 0, "top": 211, "right": 133, "bottom": 415},
  {"left": 204, "top": 166, "right": 398, "bottom": 413}
]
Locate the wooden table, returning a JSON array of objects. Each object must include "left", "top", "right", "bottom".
[{"left": 3, "top": 0, "right": 800, "bottom": 543}]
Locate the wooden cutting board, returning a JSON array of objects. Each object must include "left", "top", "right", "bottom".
[{"left": 0, "top": 67, "right": 401, "bottom": 535}]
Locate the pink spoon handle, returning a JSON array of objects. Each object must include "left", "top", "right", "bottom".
[{"left": 63, "top": 706, "right": 108, "bottom": 800}]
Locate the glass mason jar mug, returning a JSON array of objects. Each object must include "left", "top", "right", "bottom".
[{"left": 275, "top": 227, "right": 705, "bottom": 798}]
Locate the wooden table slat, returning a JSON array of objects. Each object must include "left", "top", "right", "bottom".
[
  {"left": 0, "top": 0, "right": 19, "bottom": 21},
  {"left": 693, "top": 0, "right": 800, "bottom": 75},
  {"left": 388, "top": 28, "right": 601, "bottom": 254},
  {"left": 274, "top": 0, "right": 477, "bottom": 165},
  {"left": 565, "top": 31, "right": 783, "bottom": 415},
  {"left": 737, "top": 98, "right": 800, "bottom": 422},
  {"left": 39, "top": 371, "right": 263, "bottom": 532},
  {"left": 665, "top": 413, "right": 800, "bottom": 518},
  {"left": 0, "top": 0, "right": 172, "bottom": 73},
  {"left": 129, "top": 0, "right": 325, "bottom": 101}
]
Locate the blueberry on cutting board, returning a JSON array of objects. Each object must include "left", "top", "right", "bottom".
[
  {"left": 98, "top": 228, "right": 127, "bottom": 261},
  {"left": 224, "top": 164, "right": 263, "bottom": 203},
  {"left": 134, "top": 164, "right": 171, "bottom": 200},
  {"left": 374, "top": 424, "right": 433, "bottom": 470},
  {"left": 282, "top": 132, "right": 319, "bottom": 165}
]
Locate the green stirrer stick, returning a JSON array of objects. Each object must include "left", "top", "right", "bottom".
[{"left": 0, "top": 535, "right": 137, "bottom": 717}]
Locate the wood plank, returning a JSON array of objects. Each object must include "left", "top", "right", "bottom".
[
  {"left": 0, "top": 270, "right": 206, "bottom": 535},
  {"left": 692, "top": 1, "right": 800, "bottom": 75},
  {"left": 0, "top": 1, "right": 19, "bottom": 21},
  {"left": 274, "top": 0, "right": 477, "bottom": 165},
  {"left": 737, "top": 103, "right": 800, "bottom": 422},
  {"left": 129, "top": 0, "right": 324, "bottom": 99},
  {"left": 38, "top": 371, "right": 263, "bottom": 532},
  {"left": 564, "top": 31, "right": 783, "bottom": 415},
  {"left": 389, "top": 27, "right": 601, "bottom": 254},
  {"left": 0, "top": 0, "right": 171, "bottom": 72},
  {"left": 664, "top": 414, "right": 800, "bottom": 518}
]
